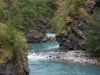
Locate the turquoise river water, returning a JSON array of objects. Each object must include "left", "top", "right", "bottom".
[{"left": 28, "top": 33, "right": 100, "bottom": 75}]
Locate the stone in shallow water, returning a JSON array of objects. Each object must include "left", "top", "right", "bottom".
[{"left": 46, "top": 50, "right": 99, "bottom": 65}]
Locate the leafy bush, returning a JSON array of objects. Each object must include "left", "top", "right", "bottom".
[
  {"left": 0, "top": 22, "right": 27, "bottom": 64},
  {"left": 47, "top": 18, "right": 57, "bottom": 32},
  {"left": 85, "top": 8, "right": 100, "bottom": 53},
  {"left": 47, "top": 17, "right": 66, "bottom": 33},
  {"left": 33, "top": 0, "right": 57, "bottom": 19},
  {"left": 62, "top": 0, "right": 86, "bottom": 19},
  {"left": 1, "top": 0, "right": 58, "bottom": 32},
  {"left": 0, "top": 0, "right": 58, "bottom": 51},
  {"left": 0, "top": 23, "right": 27, "bottom": 51}
]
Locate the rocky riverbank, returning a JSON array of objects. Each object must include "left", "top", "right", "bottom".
[
  {"left": 47, "top": 50, "right": 100, "bottom": 66},
  {"left": 28, "top": 49, "right": 100, "bottom": 66},
  {"left": 25, "top": 31, "right": 56, "bottom": 42}
]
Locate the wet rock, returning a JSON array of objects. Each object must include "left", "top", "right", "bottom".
[
  {"left": 25, "top": 20, "right": 46, "bottom": 43},
  {"left": 47, "top": 36, "right": 56, "bottom": 42},
  {"left": 25, "top": 30, "right": 44, "bottom": 43},
  {"left": 42, "top": 36, "right": 48, "bottom": 42}
]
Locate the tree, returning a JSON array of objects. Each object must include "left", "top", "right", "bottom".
[
  {"left": 4, "top": 0, "right": 57, "bottom": 32},
  {"left": 85, "top": 8, "right": 100, "bottom": 53}
]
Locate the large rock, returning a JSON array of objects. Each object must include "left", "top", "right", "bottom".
[
  {"left": 0, "top": 51, "right": 29, "bottom": 75},
  {"left": 25, "top": 30, "right": 44, "bottom": 43},
  {"left": 34, "top": 20, "right": 46, "bottom": 36},
  {"left": 25, "top": 20, "right": 46, "bottom": 43},
  {"left": 56, "top": 0, "right": 98, "bottom": 50}
]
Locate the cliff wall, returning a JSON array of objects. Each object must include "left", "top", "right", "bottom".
[{"left": 56, "top": 0, "right": 98, "bottom": 50}]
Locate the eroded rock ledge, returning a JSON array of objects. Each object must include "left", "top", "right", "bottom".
[{"left": 0, "top": 51, "right": 29, "bottom": 75}]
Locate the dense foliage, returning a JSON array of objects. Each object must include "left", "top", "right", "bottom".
[
  {"left": 48, "top": 0, "right": 87, "bottom": 33},
  {"left": 0, "top": 0, "right": 57, "bottom": 63},
  {"left": 0, "top": 0, "right": 57, "bottom": 31},
  {"left": 47, "top": 17, "right": 66, "bottom": 33},
  {"left": 0, "top": 0, "right": 99, "bottom": 63},
  {"left": 85, "top": 8, "right": 100, "bottom": 53}
]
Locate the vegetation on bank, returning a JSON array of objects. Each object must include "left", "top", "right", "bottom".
[
  {"left": 48, "top": 0, "right": 88, "bottom": 33},
  {"left": 55, "top": 0, "right": 88, "bottom": 36},
  {"left": 0, "top": 0, "right": 100, "bottom": 64},
  {"left": 55, "top": 0, "right": 100, "bottom": 53},
  {"left": 47, "top": 17, "right": 66, "bottom": 33},
  {"left": 0, "top": 0, "right": 58, "bottom": 64},
  {"left": 85, "top": 8, "right": 100, "bottom": 53},
  {"left": 0, "top": 23, "right": 27, "bottom": 64},
  {"left": 0, "top": 0, "right": 57, "bottom": 32}
]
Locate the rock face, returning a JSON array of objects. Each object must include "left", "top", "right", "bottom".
[
  {"left": 25, "top": 20, "right": 46, "bottom": 43},
  {"left": 25, "top": 30, "right": 44, "bottom": 43},
  {"left": 0, "top": 51, "right": 29, "bottom": 75},
  {"left": 56, "top": 0, "right": 98, "bottom": 50}
]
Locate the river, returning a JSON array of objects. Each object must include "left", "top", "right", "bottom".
[{"left": 28, "top": 33, "right": 100, "bottom": 75}]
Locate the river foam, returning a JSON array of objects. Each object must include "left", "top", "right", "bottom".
[
  {"left": 28, "top": 50, "right": 99, "bottom": 65},
  {"left": 28, "top": 51, "right": 59, "bottom": 61},
  {"left": 28, "top": 40, "right": 100, "bottom": 75},
  {"left": 46, "top": 33, "right": 55, "bottom": 37}
]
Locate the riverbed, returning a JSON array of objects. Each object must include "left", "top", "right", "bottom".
[{"left": 28, "top": 41, "right": 100, "bottom": 75}]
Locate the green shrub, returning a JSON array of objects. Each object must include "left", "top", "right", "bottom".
[
  {"left": 62, "top": 0, "right": 86, "bottom": 19},
  {"left": 85, "top": 8, "right": 100, "bottom": 53},
  {"left": 0, "top": 23, "right": 27, "bottom": 51},
  {"left": 62, "top": 0, "right": 73, "bottom": 18},
  {"left": 47, "top": 18, "right": 57, "bottom": 32},
  {"left": 0, "top": 0, "right": 57, "bottom": 32},
  {"left": 47, "top": 17, "right": 66, "bottom": 33},
  {"left": 0, "top": 22, "right": 27, "bottom": 64}
]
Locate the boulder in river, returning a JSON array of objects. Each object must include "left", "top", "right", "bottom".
[
  {"left": 25, "top": 20, "right": 46, "bottom": 43},
  {"left": 25, "top": 30, "right": 44, "bottom": 43}
]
